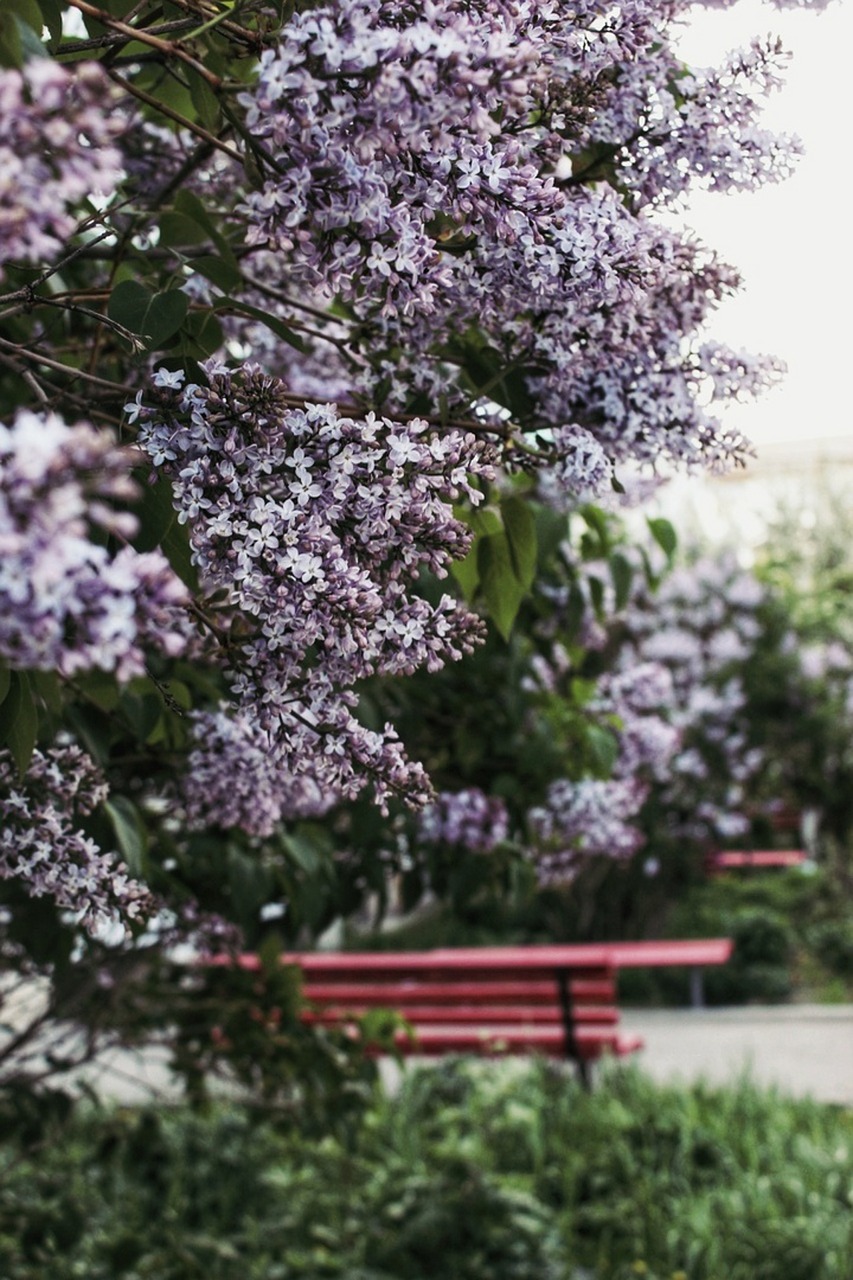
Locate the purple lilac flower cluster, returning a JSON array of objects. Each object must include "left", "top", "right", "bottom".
[
  {"left": 594, "top": 663, "right": 682, "bottom": 783},
  {"left": 236, "top": 0, "right": 794, "bottom": 483},
  {"left": 524, "top": 658, "right": 679, "bottom": 884},
  {"left": 529, "top": 777, "right": 648, "bottom": 885},
  {"left": 621, "top": 554, "right": 772, "bottom": 841},
  {"left": 417, "top": 787, "right": 510, "bottom": 854},
  {"left": 0, "top": 742, "right": 154, "bottom": 933},
  {"left": 0, "top": 411, "right": 192, "bottom": 679},
  {"left": 137, "top": 364, "right": 496, "bottom": 830},
  {"left": 0, "top": 61, "right": 123, "bottom": 281}
]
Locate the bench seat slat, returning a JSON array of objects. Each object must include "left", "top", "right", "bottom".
[
  {"left": 378, "top": 1026, "right": 643, "bottom": 1060},
  {"left": 302, "top": 978, "right": 616, "bottom": 1005}
]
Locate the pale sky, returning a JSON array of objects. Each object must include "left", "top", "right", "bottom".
[{"left": 675, "top": 0, "right": 852, "bottom": 448}]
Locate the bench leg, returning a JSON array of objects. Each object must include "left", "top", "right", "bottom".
[{"left": 689, "top": 966, "right": 704, "bottom": 1009}]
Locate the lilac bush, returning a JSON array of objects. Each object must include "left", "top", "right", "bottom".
[{"left": 0, "top": 0, "right": 831, "bottom": 1068}]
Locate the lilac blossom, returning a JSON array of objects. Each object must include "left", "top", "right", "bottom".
[
  {"left": 137, "top": 364, "right": 496, "bottom": 822},
  {"left": 417, "top": 788, "right": 510, "bottom": 854},
  {"left": 620, "top": 553, "right": 776, "bottom": 841},
  {"left": 0, "top": 411, "right": 193, "bottom": 678},
  {"left": 234, "top": 0, "right": 796, "bottom": 487},
  {"left": 529, "top": 778, "right": 648, "bottom": 885},
  {"left": 0, "top": 61, "right": 123, "bottom": 280},
  {"left": 0, "top": 742, "right": 153, "bottom": 933}
]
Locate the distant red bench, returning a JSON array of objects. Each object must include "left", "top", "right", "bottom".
[
  {"left": 706, "top": 849, "right": 807, "bottom": 874},
  {"left": 212, "top": 939, "right": 733, "bottom": 1085}
]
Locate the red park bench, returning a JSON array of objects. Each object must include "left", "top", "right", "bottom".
[
  {"left": 706, "top": 849, "right": 808, "bottom": 874},
  {"left": 211, "top": 938, "right": 733, "bottom": 1086}
]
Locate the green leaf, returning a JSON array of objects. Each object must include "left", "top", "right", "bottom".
[
  {"left": 180, "top": 309, "right": 224, "bottom": 359},
  {"left": 118, "top": 690, "right": 162, "bottom": 742},
  {"left": 192, "top": 255, "right": 241, "bottom": 293},
  {"left": 159, "top": 212, "right": 209, "bottom": 248},
  {"left": 107, "top": 282, "right": 188, "bottom": 349},
  {"left": 501, "top": 495, "right": 537, "bottom": 591},
  {"left": 105, "top": 796, "right": 147, "bottom": 878},
  {"left": 187, "top": 67, "right": 221, "bottom": 131},
  {"left": 0, "top": 12, "right": 25, "bottom": 67},
  {"left": 162, "top": 515, "right": 200, "bottom": 592},
  {"left": 588, "top": 574, "right": 604, "bottom": 615},
  {"left": 647, "top": 516, "right": 677, "bottom": 560},
  {"left": 586, "top": 724, "right": 619, "bottom": 777},
  {"left": 37, "top": 0, "right": 63, "bottom": 44},
  {"left": 0, "top": 662, "right": 9, "bottom": 708},
  {"left": 0, "top": 672, "right": 37, "bottom": 775},
  {"left": 213, "top": 298, "right": 308, "bottom": 353},
  {"left": 77, "top": 670, "right": 120, "bottom": 712},
  {"left": 133, "top": 470, "right": 179, "bottom": 553},
  {"left": 478, "top": 533, "right": 526, "bottom": 641},
  {"left": 174, "top": 190, "right": 237, "bottom": 265},
  {"left": 449, "top": 546, "right": 479, "bottom": 602},
  {"left": 281, "top": 831, "right": 321, "bottom": 876},
  {"left": 29, "top": 669, "right": 62, "bottom": 714},
  {"left": 610, "top": 551, "right": 634, "bottom": 611},
  {"left": 228, "top": 847, "right": 273, "bottom": 921}
]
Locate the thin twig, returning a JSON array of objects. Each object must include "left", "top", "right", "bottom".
[
  {"left": 66, "top": 0, "right": 224, "bottom": 87},
  {"left": 106, "top": 68, "right": 243, "bottom": 163}
]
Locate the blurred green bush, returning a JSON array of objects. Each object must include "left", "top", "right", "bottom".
[{"left": 1, "top": 1063, "right": 851, "bottom": 1279}]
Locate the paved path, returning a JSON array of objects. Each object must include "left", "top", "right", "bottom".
[
  {"left": 620, "top": 1004, "right": 853, "bottom": 1105},
  {"left": 27, "top": 1004, "right": 853, "bottom": 1108}
]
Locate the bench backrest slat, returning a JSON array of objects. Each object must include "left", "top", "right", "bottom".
[
  {"left": 304, "top": 1004, "right": 620, "bottom": 1027},
  {"left": 302, "top": 978, "right": 616, "bottom": 1005}
]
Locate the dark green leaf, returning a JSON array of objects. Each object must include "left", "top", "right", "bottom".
[
  {"left": 192, "top": 255, "right": 241, "bottom": 293},
  {"left": 37, "top": 0, "right": 63, "bottom": 43},
  {"left": 0, "top": 662, "right": 9, "bottom": 707},
  {"left": 449, "top": 546, "right": 479, "bottom": 602},
  {"left": 610, "top": 551, "right": 634, "bottom": 611},
  {"left": 478, "top": 533, "right": 526, "bottom": 641},
  {"left": 159, "top": 212, "right": 209, "bottom": 248},
  {"left": 77, "top": 670, "right": 120, "bottom": 712},
  {"left": 105, "top": 796, "right": 147, "bottom": 877},
  {"left": 214, "top": 298, "right": 308, "bottom": 353},
  {"left": 162, "top": 514, "right": 200, "bottom": 592},
  {"left": 563, "top": 582, "right": 586, "bottom": 641},
  {"left": 29, "top": 669, "right": 62, "bottom": 714},
  {"left": 0, "top": 672, "right": 37, "bottom": 775},
  {"left": 501, "top": 495, "right": 537, "bottom": 590},
  {"left": 133, "top": 470, "right": 179, "bottom": 553},
  {"left": 108, "top": 282, "right": 188, "bottom": 350},
  {"left": 187, "top": 68, "right": 221, "bottom": 131},
  {"left": 118, "top": 690, "right": 162, "bottom": 742},
  {"left": 587, "top": 724, "right": 619, "bottom": 777},
  {"left": 174, "top": 190, "right": 235, "bottom": 263},
  {"left": 0, "top": 12, "right": 24, "bottom": 67},
  {"left": 647, "top": 516, "right": 677, "bottom": 560},
  {"left": 180, "top": 309, "right": 225, "bottom": 359},
  {"left": 228, "top": 847, "right": 274, "bottom": 921}
]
